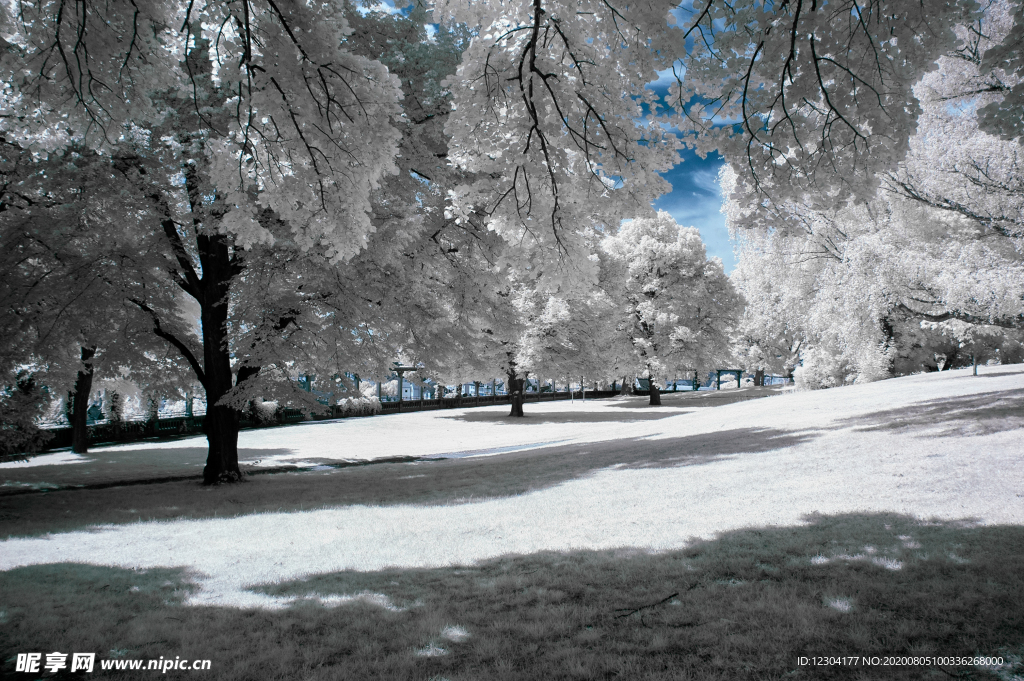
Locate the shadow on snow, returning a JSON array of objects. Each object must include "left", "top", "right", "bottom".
[
  {"left": 2, "top": 513, "right": 1022, "bottom": 680},
  {"left": 0, "top": 428, "right": 809, "bottom": 538},
  {"left": 837, "top": 389, "right": 1024, "bottom": 438}
]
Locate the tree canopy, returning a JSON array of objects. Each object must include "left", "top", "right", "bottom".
[
  {"left": 727, "top": 0, "right": 1024, "bottom": 388},
  {"left": 2, "top": 0, "right": 1021, "bottom": 465}
]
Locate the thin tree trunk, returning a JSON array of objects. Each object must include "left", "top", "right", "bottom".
[
  {"left": 108, "top": 391, "right": 122, "bottom": 440},
  {"left": 507, "top": 369, "right": 525, "bottom": 417},
  {"left": 649, "top": 379, "right": 661, "bottom": 406},
  {"left": 146, "top": 397, "right": 159, "bottom": 436},
  {"left": 69, "top": 346, "right": 95, "bottom": 454}
]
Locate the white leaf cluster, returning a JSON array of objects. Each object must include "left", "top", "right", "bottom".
[{"left": 602, "top": 211, "right": 742, "bottom": 380}]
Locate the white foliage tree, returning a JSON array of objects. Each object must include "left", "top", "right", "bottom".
[
  {"left": 727, "top": 1, "right": 1024, "bottom": 389},
  {"left": 0, "top": 0, "right": 408, "bottom": 481},
  {"left": 675, "top": 0, "right": 978, "bottom": 206},
  {"left": 603, "top": 211, "right": 742, "bottom": 405},
  {"left": 436, "top": 0, "right": 680, "bottom": 287}
]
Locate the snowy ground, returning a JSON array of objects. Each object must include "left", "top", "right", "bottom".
[
  {"left": 1, "top": 364, "right": 1022, "bottom": 609},
  {"left": 0, "top": 387, "right": 770, "bottom": 483}
]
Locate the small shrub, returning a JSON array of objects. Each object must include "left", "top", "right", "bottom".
[
  {"left": 0, "top": 372, "right": 53, "bottom": 460},
  {"left": 251, "top": 400, "right": 281, "bottom": 425},
  {"left": 336, "top": 397, "right": 381, "bottom": 417},
  {"left": 794, "top": 347, "right": 854, "bottom": 390}
]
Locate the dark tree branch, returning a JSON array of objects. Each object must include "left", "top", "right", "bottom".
[
  {"left": 896, "top": 302, "right": 1024, "bottom": 330},
  {"left": 129, "top": 297, "right": 208, "bottom": 388}
]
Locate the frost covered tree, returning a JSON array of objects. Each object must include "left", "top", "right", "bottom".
[
  {"left": 975, "top": 0, "right": 1024, "bottom": 143},
  {"left": 882, "top": 0, "right": 1024, "bottom": 331},
  {"left": 516, "top": 286, "right": 624, "bottom": 393},
  {"left": 731, "top": 194, "right": 1023, "bottom": 388},
  {"left": 0, "top": 371, "right": 52, "bottom": 459},
  {"left": 1, "top": 0, "right": 406, "bottom": 480},
  {"left": 428, "top": 0, "right": 989, "bottom": 400},
  {"left": 728, "top": 176, "right": 1023, "bottom": 389},
  {"left": 726, "top": 0, "right": 1024, "bottom": 389},
  {"left": 0, "top": 2, "right": 511, "bottom": 462},
  {"left": 603, "top": 211, "right": 741, "bottom": 405},
  {"left": 499, "top": 269, "right": 625, "bottom": 414},
  {"left": 437, "top": 0, "right": 680, "bottom": 283},
  {"left": 2, "top": 0, "right": 1005, "bottom": 454},
  {"left": 0, "top": 144, "right": 185, "bottom": 453},
  {"left": 674, "top": 0, "right": 981, "bottom": 206},
  {"left": 435, "top": 0, "right": 977, "bottom": 256}
]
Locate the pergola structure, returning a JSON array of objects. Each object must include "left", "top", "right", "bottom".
[
  {"left": 715, "top": 369, "right": 743, "bottom": 390},
  {"left": 393, "top": 366, "right": 418, "bottom": 403}
]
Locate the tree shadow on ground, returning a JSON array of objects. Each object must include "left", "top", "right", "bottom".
[
  {"left": 443, "top": 408, "right": 691, "bottom": 424},
  {"left": 3, "top": 514, "right": 1022, "bottom": 680},
  {"left": 0, "top": 448, "right": 294, "bottom": 492},
  {"left": 444, "top": 388, "right": 783, "bottom": 424},
  {"left": 838, "top": 389, "right": 1024, "bottom": 438},
  {"left": 0, "top": 428, "right": 812, "bottom": 538},
  {"left": 604, "top": 387, "right": 785, "bottom": 410},
  {"left": 953, "top": 370, "right": 1024, "bottom": 380}
]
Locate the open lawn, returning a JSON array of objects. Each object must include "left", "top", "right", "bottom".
[{"left": 1, "top": 366, "right": 1023, "bottom": 679}]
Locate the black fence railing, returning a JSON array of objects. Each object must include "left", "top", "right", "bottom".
[
  {"left": 38, "top": 390, "right": 624, "bottom": 452},
  {"left": 380, "top": 389, "right": 621, "bottom": 413}
]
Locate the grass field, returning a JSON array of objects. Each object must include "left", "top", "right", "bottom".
[{"left": 1, "top": 365, "right": 1023, "bottom": 679}]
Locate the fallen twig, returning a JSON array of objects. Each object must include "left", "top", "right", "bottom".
[{"left": 614, "top": 592, "right": 679, "bottom": 619}]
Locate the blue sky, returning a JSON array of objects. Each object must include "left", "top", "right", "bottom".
[
  {"left": 372, "top": 2, "right": 736, "bottom": 271},
  {"left": 653, "top": 148, "right": 735, "bottom": 272},
  {"left": 645, "top": 64, "right": 736, "bottom": 273}
]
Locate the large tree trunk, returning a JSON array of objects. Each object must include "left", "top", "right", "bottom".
[
  {"left": 198, "top": 233, "right": 243, "bottom": 485},
  {"left": 68, "top": 346, "right": 95, "bottom": 454},
  {"left": 619, "top": 376, "right": 629, "bottom": 395},
  {"left": 754, "top": 369, "right": 765, "bottom": 387},
  {"left": 507, "top": 370, "right": 525, "bottom": 417},
  {"left": 648, "top": 379, "right": 661, "bottom": 406}
]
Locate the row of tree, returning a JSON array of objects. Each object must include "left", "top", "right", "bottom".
[
  {"left": 0, "top": 3, "right": 740, "bottom": 481},
  {"left": 728, "top": 0, "right": 1024, "bottom": 388},
  {"left": 2, "top": 0, "right": 1021, "bottom": 481}
]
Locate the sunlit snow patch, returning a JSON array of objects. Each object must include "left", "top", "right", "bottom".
[
  {"left": 897, "top": 535, "right": 922, "bottom": 549},
  {"left": 438, "top": 440, "right": 573, "bottom": 459},
  {"left": 202, "top": 589, "right": 407, "bottom": 611},
  {"left": 243, "top": 458, "right": 326, "bottom": 469},
  {"left": 871, "top": 556, "right": 904, "bottom": 571},
  {"left": 441, "top": 625, "right": 470, "bottom": 642},
  {"left": 1, "top": 481, "right": 61, "bottom": 490},
  {"left": 0, "top": 452, "right": 90, "bottom": 468},
  {"left": 302, "top": 592, "right": 406, "bottom": 611},
  {"left": 826, "top": 597, "right": 853, "bottom": 613},
  {"left": 810, "top": 553, "right": 903, "bottom": 570}
]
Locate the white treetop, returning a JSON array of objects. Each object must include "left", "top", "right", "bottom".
[
  {"left": 603, "top": 211, "right": 742, "bottom": 383},
  {"left": 436, "top": 0, "right": 680, "bottom": 282},
  {"left": 676, "top": 0, "right": 982, "bottom": 206},
  {"left": 0, "top": 0, "right": 404, "bottom": 260}
]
